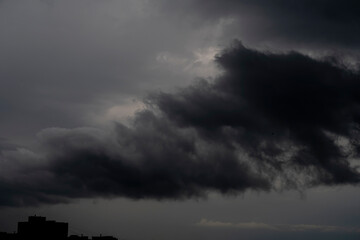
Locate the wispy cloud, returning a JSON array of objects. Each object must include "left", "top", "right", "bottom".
[{"left": 196, "top": 218, "right": 360, "bottom": 233}]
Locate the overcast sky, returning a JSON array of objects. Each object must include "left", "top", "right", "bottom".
[{"left": 0, "top": 1, "right": 360, "bottom": 240}]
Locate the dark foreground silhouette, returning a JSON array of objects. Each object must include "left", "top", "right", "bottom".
[{"left": 0, "top": 216, "right": 117, "bottom": 240}]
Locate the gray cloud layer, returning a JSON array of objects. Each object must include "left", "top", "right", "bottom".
[
  {"left": 158, "top": 0, "right": 360, "bottom": 55},
  {"left": 1, "top": 42, "right": 359, "bottom": 206},
  {"left": 0, "top": 0, "right": 220, "bottom": 145}
]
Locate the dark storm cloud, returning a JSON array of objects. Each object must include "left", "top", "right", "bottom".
[
  {"left": 150, "top": 41, "right": 360, "bottom": 185},
  {"left": 158, "top": 0, "right": 360, "bottom": 50},
  {"left": 0, "top": 115, "right": 270, "bottom": 207},
  {"left": 1, "top": 42, "right": 360, "bottom": 207}
]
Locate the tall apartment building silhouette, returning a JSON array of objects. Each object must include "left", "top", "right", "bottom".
[{"left": 17, "top": 216, "right": 68, "bottom": 240}]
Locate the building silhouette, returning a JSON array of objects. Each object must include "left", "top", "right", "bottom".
[
  {"left": 0, "top": 216, "right": 118, "bottom": 240},
  {"left": 18, "top": 216, "right": 68, "bottom": 240},
  {"left": 0, "top": 232, "right": 18, "bottom": 240}
]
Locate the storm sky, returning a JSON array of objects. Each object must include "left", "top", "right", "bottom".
[{"left": 0, "top": 1, "right": 360, "bottom": 240}]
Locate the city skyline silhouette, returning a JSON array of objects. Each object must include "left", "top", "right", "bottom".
[{"left": 0, "top": 216, "right": 117, "bottom": 240}]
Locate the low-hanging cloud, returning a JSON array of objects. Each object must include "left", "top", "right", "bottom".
[
  {"left": 0, "top": 41, "right": 360, "bottom": 206},
  {"left": 197, "top": 218, "right": 360, "bottom": 233}
]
